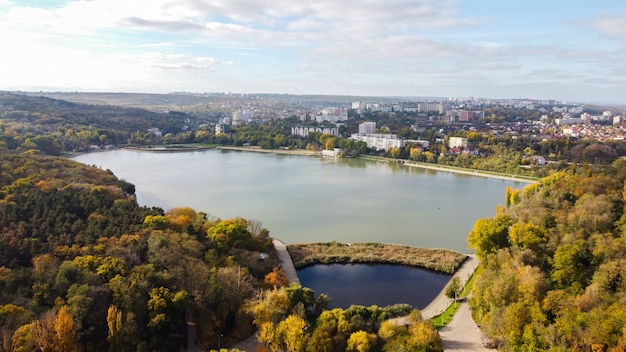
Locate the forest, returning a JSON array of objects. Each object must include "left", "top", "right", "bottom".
[
  {"left": 467, "top": 161, "right": 626, "bottom": 351},
  {"left": 0, "top": 153, "right": 444, "bottom": 352}
]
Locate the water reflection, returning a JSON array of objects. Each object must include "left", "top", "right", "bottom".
[{"left": 298, "top": 264, "right": 450, "bottom": 309}]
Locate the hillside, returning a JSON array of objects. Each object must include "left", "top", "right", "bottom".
[
  {"left": 0, "top": 153, "right": 280, "bottom": 351},
  {"left": 468, "top": 169, "right": 626, "bottom": 350},
  {"left": 0, "top": 92, "right": 190, "bottom": 153}
]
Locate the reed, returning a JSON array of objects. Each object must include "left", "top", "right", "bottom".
[{"left": 287, "top": 242, "right": 467, "bottom": 274}]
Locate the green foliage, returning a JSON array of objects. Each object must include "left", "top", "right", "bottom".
[
  {"left": 467, "top": 215, "right": 512, "bottom": 259},
  {"left": 445, "top": 277, "right": 461, "bottom": 300},
  {"left": 0, "top": 154, "right": 279, "bottom": 350},
  {"left": 469, "top": 171, "right": 626, "bottom": 351}
]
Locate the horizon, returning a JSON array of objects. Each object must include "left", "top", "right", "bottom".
[{"left": 1, "top": 1, "right": 626, "bottom": 104}]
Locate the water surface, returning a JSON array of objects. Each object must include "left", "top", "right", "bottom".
[
  {"left": 298, "top": 264, "right": 450, "bottom": 309},
  {"left": 72, "top": 149, "right": 520, "bottom": 252}
]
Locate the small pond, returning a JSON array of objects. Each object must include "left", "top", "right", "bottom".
[{"left": 297, "top": 264, "right": 451, "bottom": 309}]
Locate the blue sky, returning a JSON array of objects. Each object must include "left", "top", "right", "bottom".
[{"left": 1, "top": 0, "right": 625, "bottom": 104}]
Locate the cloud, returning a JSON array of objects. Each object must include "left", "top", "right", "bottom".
[
  {"left": 120, "top": 16, "right": 206, "bottom": 32},
  {"left": 586, "top": 13, "right": 626, "bottom": 43}
]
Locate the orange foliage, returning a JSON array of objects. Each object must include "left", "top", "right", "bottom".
[{"left": 264, "top": 267, "right": 290, "bottom": 288}]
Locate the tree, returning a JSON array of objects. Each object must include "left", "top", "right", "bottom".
[
  {"left": 207, "top": 218, "right": 252, "bottom": 251},
  {"left": 347, "top": 330, "right": 377, "bottom": 352},
  {"left": 445, "top": 277, "right": 462, "bottom": 301},
  {"left": 467, "top": 215, "right": 512, "bottom": 259},
  {"left": 31, "top": 307, "right": 78, "bottom": 352},
  {"left": 276, "top": 315, "right": 309, "bottom": 352},
  {"left": 264, "top": 267, "right": 289, "bottom": 288},
  {"left": 107, "top": 305, "right": 137, "bottom": 352}
]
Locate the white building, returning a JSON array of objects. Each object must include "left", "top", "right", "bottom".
[
  {"left": 292, "top": 125, "right": 339, "bottom": 137},
  {"left": 316, "top": 107, "right": 348, "bottom": 122},
  {"left": 350, "top": 133, "right": 405, "bottom": 151},
  {"left": 448, "top": 137, "right": 468, "bottom": 149},
  {"left": 232, "top": 110, "right": 254, "bottom": 125},
  {"left": 359, "top": 121, "right": 376, "bottom": 134}
]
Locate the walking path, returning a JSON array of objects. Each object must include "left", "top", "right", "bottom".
[
  {"left": 439, "top": 299, "right": 493, "bottom": 351},
  {"left": 234, "top": 248, "right": 487, "bottom": 352},
  {"left": 272, "top": 238, "right": 300, "bottom": 284},
  {"left": 388, "top": 254, "right": 478, "bottom": 326},
  {"left": 232, "top": 239, "right": 299, "bottom": 352},
  {"left": 421, "top": 254, "right": 478, "bottom": 319}
]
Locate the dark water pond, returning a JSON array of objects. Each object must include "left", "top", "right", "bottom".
[{"left": 297, "top": 264, "right": 451, "bottom": 309}]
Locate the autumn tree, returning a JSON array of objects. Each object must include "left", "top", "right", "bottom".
[
  {"left": 264, "top": 267, "right": 290, "bottom": 288},
  {"left": 467, "top": 215, "right": 512, "bottom": 259},
  {"left": 347, "top": 330, "right": 377, "bottom": 352},
  {"left": 31, "top": 307, "right": 78, "bottom": 352},
  {"left": 107, "top": 305, "right": 137, "bottom": 352}
]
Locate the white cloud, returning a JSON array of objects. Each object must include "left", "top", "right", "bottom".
[{"left": 587, "top": 13, "right": 626, "bottom": 43}]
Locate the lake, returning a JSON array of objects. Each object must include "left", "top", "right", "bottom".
[
  {"left": 298, "top": 264, "right": 450, "bottom": 309},
  {"left": 72, "top": 148, "right": 521, "bottom": 252}
]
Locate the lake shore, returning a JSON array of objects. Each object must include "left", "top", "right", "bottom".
[
  {"left": 216, "top": 145, "right": 321, "bottom": 156},
  {"left": 287, "top": 242, "right": 468, "bottom": 274},
  {"left": 359, "top": 155, "right": 538, "bottom": 184},
  {"left": 119, "top": 144, "right": 537, "bottom": 184},
  {"left": 216, "top": 146, "right": 538, "bottom": 184}
]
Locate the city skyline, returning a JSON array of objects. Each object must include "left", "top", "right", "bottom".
[{"left": 1, "top": 1, "right": 625, "bottom": 104}]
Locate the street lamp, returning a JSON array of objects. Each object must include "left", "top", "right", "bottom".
[{"left": 218, "top": 334, "right": 223, "bottom": 350}]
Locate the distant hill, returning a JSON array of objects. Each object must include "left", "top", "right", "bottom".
[{"left": 0, "top": 92, "right": 188, "bottom": 133}]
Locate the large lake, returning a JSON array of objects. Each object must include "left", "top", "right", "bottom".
[{"left": 71, "top": 149, "right": 521, "bottom": 252}]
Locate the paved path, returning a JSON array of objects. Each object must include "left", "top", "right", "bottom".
[
  {"left": 439, "top": 299, "right": 493, "bottom": 351},
  {"left": 233, "top": 239, "right": 299, "bottom": 352},
  {"left": 273, "top": 239, "right": 300, "bottom": 284},
  {"left": 388, "top": 254, "right": 479, "bottom": 326},
  {"left": 420, "top": 254, "right": 478, "bottom": 319}
]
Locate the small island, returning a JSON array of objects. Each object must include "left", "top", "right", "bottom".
[{"left": 287, "top": 241, "right": 467, "bottom": 274}]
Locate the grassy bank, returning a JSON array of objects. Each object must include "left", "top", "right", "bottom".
[{"left": 287, "top": 242, "right": 467, "bottom": 274}]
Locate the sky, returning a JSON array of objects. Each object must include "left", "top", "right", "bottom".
[{"left": 1, "top": 0, "right": 626, "bottom": 104}]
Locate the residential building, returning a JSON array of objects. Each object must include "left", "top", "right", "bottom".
[
  {"left": 359, "top": 121, "right": 376, "bottom": 134},
  {"left": 448, "top": 137, "right": 468, "bottom": 149},
  {"left": 350, "top": 133, "right": 405, "bottom": 151},
  {"left": 291, "top": 125, "right": 339, "bottom": 137}
]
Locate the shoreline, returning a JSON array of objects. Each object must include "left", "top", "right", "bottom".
[
  {"left": 216, "top": 145, "right": 321, "bottom": 156},
  {"left": 403, "top": 161, "right": 538, "bottom": 184},
  {"left": 79, "top": 144, "right": 537, "bottom": 184},
  {"left": 360, "top": 156, "right": 538, "bottom": 184}
]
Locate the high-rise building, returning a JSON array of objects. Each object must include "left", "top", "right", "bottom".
[{"left": 359, "top": 121, "right": 376, "bottom": 134}]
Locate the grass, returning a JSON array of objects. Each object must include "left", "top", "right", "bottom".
[
  {"left": 430, "top": 264, "right": 480, "bottom": 329},
  {"left": 286, "top": 242, "right": 467, "bottom": 274}
]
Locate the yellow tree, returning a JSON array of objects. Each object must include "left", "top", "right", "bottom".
[
  {"left": 54, "top": 308, "right": 78, "bottom": 352},
  {"left": 257, "top": 321, "right": 279, "bottom": 352},
  {"left": 276, "top": 315, "right": 309, "bottom": 352},
  {"left": 31, "top": 307, "right": 78, "bottom": 352},
  {"left": 11, "top": 324, "right": 35, "bottom": 352},
  {"left": 347, "top": 330, "right": 377, "bottom": 352},
  {"left": 107, "top": 305, "right": 137, "bottom": 352}
]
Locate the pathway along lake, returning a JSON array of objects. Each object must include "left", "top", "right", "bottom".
[{"left": 71, "top": 149, "right": 522, "bottom": 252}]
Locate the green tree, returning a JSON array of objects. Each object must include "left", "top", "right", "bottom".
[
  {"left": 467, "top": 215, "right": 512, "bottom": 259},
  {"left": 445, "top": 277, "right": 462, "bottom": 301}
]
